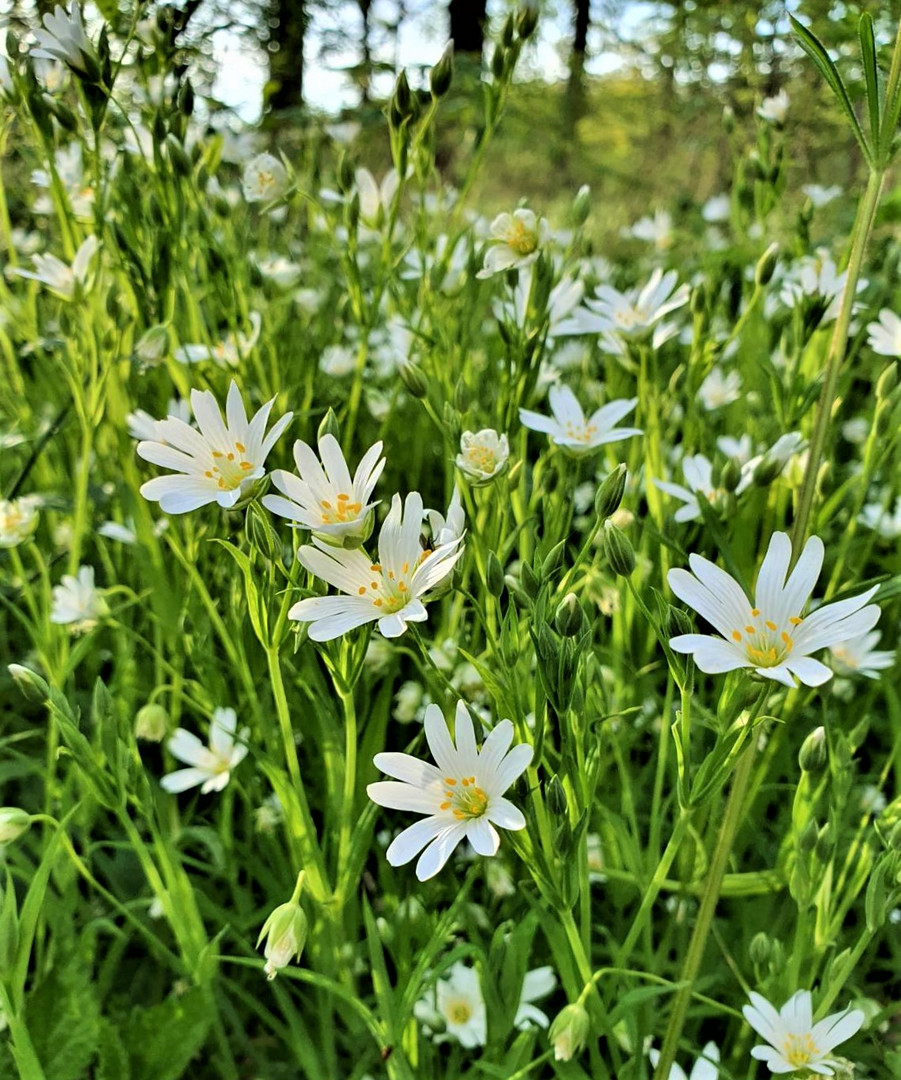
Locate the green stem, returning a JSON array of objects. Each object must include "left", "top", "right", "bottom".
[{"left": 335, "top": 683, "right": 358, "bottom": 894}]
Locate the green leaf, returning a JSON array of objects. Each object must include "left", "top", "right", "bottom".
[
  {"left": 858, "top": 13, "right": 881, "bottom": 152},
  {"left": 96, "top": 1021, "right": 131, "bottom": 1080},
  {"left": 126, "top": 986, "right": 212, "bottom": 1080},
  {"left": 790, "top": 15, "right": 872, "bottom": 166},
  {"left": 26, "top": 956, "right": 101, "bottom": 1080},
  {"left": 210, "top": 539, "right": 269, "bottom": 645}
]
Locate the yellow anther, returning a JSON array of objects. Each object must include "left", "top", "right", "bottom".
[
  {"left": 765, "top": 620, "right": 777, "bottom": 631},
  {"left": 751, "top": 607, "right": 760, "bottom": 616},
  {"left": 732, "top": 630, "right": 742, "bottom": 642},
  {"left": 235, "top": 442, "right": 246, "bottom": 453}
]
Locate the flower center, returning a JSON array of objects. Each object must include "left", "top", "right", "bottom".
[
  {"left": 360, "top": 561, "right": 416, "bottom": 614},
  {"left": 613, "top": 305, "right": 646, "bottom": 330},
  {"left": 464, "top": 446, "right": 499, "bottom": 473},
  {"left": 782, "top": 1033, "right": 819, "bottom": 1067},
  {"left": 562, "top": 421, "right": 598, "bottom": 444},
  {"left": 320, "top": 492, "right": 363, "bottom": 524},
  {"left": 445, "top": 999, "right": 473, "bottom": 1025},
  {"left": 506, "top": 220, "right": 539, "bottom": 256},
  {"left": 204, "top": 442, "right": 256, "bottom": 490},
  {"left": 730, "top": 609, "right": 803, "bottom": 667},
  {"left": 439, "top": 776, "right": 489, "bottom": 820}
]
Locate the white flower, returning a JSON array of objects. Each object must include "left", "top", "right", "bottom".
[
  {"left": 254, "top": 255, "right": 302, "bottom": 288},
  {"left": 655, "top": 454, "right": 751, "bottom": 523},
  {"left": 697, "top": 366, "right": 742, "bottom": 410},
  {"left": 556, "top": 267, "right": 689, "bottom": 349},
  {"left": 779, "top": 249, "right": 865, "bottom": 325},
  {"left": 289, "top": 491, "right": 463, "bottom": 641},
  {"left": 263, "top": 434, "right": 385, "bottom": 545},
  {"left": 519, "top": 385, "right": 641, "bottom": 455},
  {"left": 859, "top": 783, "right": 887, "bottom": 815},
  {"left": 137, "top": 380, "right": 292, "bottom": 514},
  {"left": 802, "top": 184, "right": 842, "bottom": 208},
  {"left": 829, "top": 631, "right": 895, "bottom": 678},
  {"left": 426, "top": 487, "right": 466, "bottom": 548},
  {"left": 367, "top": 699, "right": 532, "bottom": 880},
  {"left": 866, "top": 308, "right": 901, "bottom": 357},
  {"left": 757, "top": 88, "right": 789, "bottom": 124},
  {"left": 32, "top": 2, "right": 95, "bottom": 73},
  {"left": 161, "top": 707, "right": 249, "bottom": 794},
  {"left": 0, "top": 496, "right": 40, "bottom": 547},
  {"left": 414, "top": 961, "right": 487, "bottom": 1047},
  {"left": 701, "top": 195, "right": 731, "bottom": 223},
  {"left": 743, "top": 990, "right": 864, "bottom": 1075},
  {"left": 127, "top": 398, "right": 191, "bottom": 441},
  {"left": 649, "top": 1041, "right": 720, "bottom": 1080},
  {"left": 500, "top": 268, "right": 584, "bottom": 337},
  {"left": 10, "top": 234, "right": 97, "bottom": 299},
  {"left": 0, "top": 52, "right": 13, "bottom": 100},
  {"left": 858, "top": 496, "right": 901, "bottom": 539},
  {"left": 717, "top": 434, "right": 753, "bottom": 463},
  {"left": 627, "top": 208, "right": 673, "bottom": 250},
  {"left": 356, "top": 167, "right": 399, "bottom": 227},
  {"left": 50, "top": 565, "right": 105, "bottom": 632},
  {"left": 477, "top": 209, "right": 548, "bottom": 278},
  {"left": 513, "top": 967, "right": 556, "bottom": 1029},
  {"left": 174, "top": 312, "right": 261, "bottom": 368},
  {"left": 668, "top": 532, "right": 880, "bottom": 688},
  {"left": 319, "top": 343, "right": 357, "bottom": 376},
  {"left": 242, "top": 153, "right": 289, "bottom": 203},
  {"left": 456, "top": 429, "right": 510, "bottom": 484}
]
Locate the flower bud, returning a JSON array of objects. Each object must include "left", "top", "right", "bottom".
[
  {"left": 391, "top": 70, "right": 413, "bottom": 118},
  {"left": 257, "top": 872, "right": 308, "bottom": 980},
  {"left": 485, "top": 551, "right": 506, "bottom": 598},
  {"left": 490, "top": 44, "right": 505, "bottom": 80},
  {"left": 749, "top": 931, "right": 771, "bottom": 966},
  {"left": 0, "top": 807, "right": 31, "bottom": 844},
  {"left": 798, "top": 726, "right": 827, "bottom": 773},
  {"left": 663, "top": 604, "right": 692, "bottom": 640},
  {"left": 555, "top": 593, "right": 584, "bottom": 638},
  {"left": 755, "top": 242, "right": 779, "bottom": 286},
  {"left": 595, "top": 463, "right": 627, "bottom": 520},
  {"left": 429, "top": 40, "right": 454, "bottom": 98},
  {"left": 337, "top": 151, "right": 356, "bottom": 194},
  {"left": 690, "top": 282, "right": 707, "bottom": 318},
  {"left": 134, "top": 323, "right": 170, "bottom": 366},
  {"left": 135, "top": 703, "right": 169, "bottom": 742},
  {"left": 798, "top": 818, "right": 819, "bottom": 854},
  {"left": 572, "top": 184, "right": 590, "bottom": 226},
  {"left": 398, "top": 362, "right": 428, "bottom": 399},
  {"left": 877, "top": 361, "right": 898, "bottom": 400},
  {"left": 603, "top": 521, "right": 635, "bottom": 578},
  {"left": 541, "top": 540, "right": 567, "bottom": 580},
  {"left": 317, "top": 407, "right": 341, "bottom": 445},
  {"left": 516, "top": 3, "right": 539, "bottom": 40},
  {"left": 546, "top": 774, "right": 568, "bottom": 817},
  {"left": 814, "top": 822, "right": 834, "bottom": 863},
  {"left": 549, "top": 1002, "right": 590, "bottom": 1062},
  {"left": 521, "top": 561, "right": 540, "bottom": 600}
]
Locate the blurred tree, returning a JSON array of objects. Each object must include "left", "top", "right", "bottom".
[
  {"left": 448, "top": 0, "right": 487, "bottom": 59},
  {"left": 267, "top": 0, "right": 308, "bottom": 112},
  {"left": 566, "top": 0, "right": 591, "bottom": 128}
]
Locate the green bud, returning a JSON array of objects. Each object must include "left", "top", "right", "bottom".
[
  {"left": 663, "top": 604, "right": 692, "bottom": 639},
  {"left": 135, "top": 324, "right": 170, "bottom": 366},
  {"left": 798, "top": 726, "right": 827, "bottom": 773},
  {"left": 6, "top": 31, "right": 19, "bottom": 61},
  {"left": 501, "top": 14, "right": 516, "bottom": 47},
  {"left": 690, "top": 282, "right": 707, "bottom": 317},
  {"left": 398, "top": 362, "right": 428, "bottom": 399},
  {"left": 755, "top": 242, "right": 779, "bottom": 286},
  {"left": 752, "top": 453, "right": 784, "bottom": 488},
  {"left": 814, "top": 822, "right": 834, "bottom": 863},
  {"left": 749, "top": 931, "right": 771, "bottom": 966},
  {"left": 318, "top": 407, "right": 341, "bottom": 444},
  {"left": 799, "top": 197, "right": 814, "bottom": 225},
  {"left": 165, "top": 132, "right": 193, "bottom": 177},
  {"left": 595, "top": 463, "right": 627, "bottom": 519},
  {"left": 722, "top": 104, "right": 735, "bottom": 133},
  {"left": 720, "top": 456, "right": 743, "bottom": 493},
  {"left": 555, "top": 593, "right": 584, "bottom": 638},
  {"left": 546, "top": 774, "right": 568, "bottom": 817},
  {"left": 541, "top": 540, "right": 567, "bottom": 579},
  {"left": 485, "top": 551, "right": 505, "bottom": 598},
  {"left": 42, "top": 93, "right": 78, "bottom": 133},
  {"left": 516, "top": 4, "right": 539, "bottom": 40},
  {"left": 442, "top": 401, "right": 462, "bottom": 444},
  {"left": 345, "top": 190, "right": 360, "bottom": 230},
  {"left": 390, "top": 70, "right": 413, "bottom": 123},
  {"left": 548, "top": 1002, "right": 590, "bottom": 1062},
  {"left": 257, "top": 873, "right": 308, "bottom": 980},
  {"left": 572, "top": 184, "right": 590, "bottom": 226},
  {"left": 134, "top": 703, "right": 169, "bottom": 742},
  {"left": 0, "top": 807, "right": 31, "bottom": 844},
  {"left": 429, "top": 40, "right": 454, "bottom": 98},
  {"left": 490, "top": 44, "right": 505, "bottom": 80},
  {"left": 849, "top": 717, "right": 869, "bottom": 753},
  {"left": 603, "top": 521, "right": 635, "bottom": 578},
  {"left": 177, "top": 78, "right": 195, "bottom": 117},
  {"left": 877, "top": 361, "right": 898, "bottom": 400},
  {"left": 521, "top": 561, "right": 540, "bottom": 600},
  {"left": 337, "top": 151, "right": 355, "bottom": 193},
  {"left": 798, "top": 818, "right": 819, "bottom": 854}
]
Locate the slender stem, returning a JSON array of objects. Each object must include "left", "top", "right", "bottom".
[
  {"left": 335, "top": 683, "right": 358, "bottom": 893},
  {"left": 791, "top": 167, "right": 884, "bottom": 547}
]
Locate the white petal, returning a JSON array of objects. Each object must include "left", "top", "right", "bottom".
[
  {"left": 491, "top": 743, "right": 533, "bottom": 792},
  {"left": 754, "top": 532, "right": 793, "bottom": 615},
  {"left": 466, "top": 815, "right": 500, "bottom": 856},
  {"left": 372, "top": 752, "right": 442, "bottom": 787},
  {"left": 385, "top": 815, "right": 447, "bottom": 866},
  {"left": 166, "top": 728, "right": 209, "bottom": 767},
  {"left": 160, "top": 767, "right": 210, "bottom": 793},
  {"left": 488, "top": 797, "right": 526, "bottom": 830},
  {"left": 424, "top": 704, "right": 460, "bottom": 777},
  {"left": 367, "top": 781, "right": 441, "bottom": 813},
  {"left": 784, "top": 655, "right": 833, "bottom": 686},
  {"left": 415, "top": 823, "right": 468, "bottom": 880}
]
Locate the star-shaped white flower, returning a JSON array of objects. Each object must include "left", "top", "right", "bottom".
[
  {"left": 757, "top": 88, "right": 789, "bottom": 124},
  {"left": 866, "top": 308, "right": 901, "bottom": 358},
  {"left": 668, "top": 532, "right": 880, "bottom": 688},
  {"left": 829, "top": 630, "right": 895, "bottom": 678},
  {"left": 743, "top": 990, "right": 864, "bottom": 1075},
  {"left": 520, "top": 384, "right": 641, "bottom": 455},
  {"left": 137, "top": 380, "right": 292, "bottom": 514},
  {"left": 367, "top": 700, "right": 532, "bottom": 880},
  {"left": 290, "top": 491, "right": 463, "bottom": 641},
  {"left": 32, "top": 2, "right": 96, "bottom": 73},
  {"left": 50, "top": 564, "right": 106, "bottom": 633},
  {"left": 10, "top": 234, "right": 97, "bottom": 300},
  {"left": 456, "top": 429, "right": 510, "bottom": 484},
  {"left": 263, "top": 433, "right": 385, "bottom": 545},
  {"left": 161, "top": 707, "right": 249, "bottom": 794},
  {"left": 649, "top": 1041, "right": 720, "bottom": 1080},
  {"left": 655, "top": 453, "right": 752, "bottom": 523},
  {"left": 414, "top": 961, "right": 487, "bottom": 1047},
  {"left": 242, "top": 154, "right": 289, "bottom": 203},
  {"left": 477, "top": 209, "right": 549, "bottom": 278}
]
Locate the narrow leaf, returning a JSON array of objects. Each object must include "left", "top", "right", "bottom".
[{"left": 858, "top": 13, "right": 881, "bottom": 151}]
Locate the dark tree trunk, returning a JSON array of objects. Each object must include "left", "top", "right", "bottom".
[
  {"left": 448, "top": 0, "right": 488, "bottom": 57},
  {"left": 357, "top": 0, "right": 372, "bottom": 104},
  {"left": 267, "top": 0, "right": 306, "bottom": 112},
  {"left": 565, "top": 0, "right": 591, "bottom": 132}
]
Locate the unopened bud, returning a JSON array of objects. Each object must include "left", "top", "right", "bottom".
[
  {"left": 595, "top": 463, "right": 627, "bottom": 519},
  {"left": 799, "top": 818, "right": 819, "bottom": 854},
  {"left": 398, "top": 362, "right": 428, "bottom": 399},
  {"left": 257, "top": 872, "right": 308, "bottom": 980},
  {"left": 0, "top": 807, "right": 31, "bottom": 843},
  {"left": 490, "top": 44, "right": 505, "bottom": 80},
  {"left": 501, "top": 14, "right": 516, "bottom": 47},
  {"left": 690, "top": 282, "right": 707, "bottom": 317},
  {"left": 135, "top": 703, "right": 169, "bottom": 742},
  {"left": 546, "top": 774, "right": 568, "bottom": 817},
  {"left": 42, "top": 93, "right": 78, "bottom": 132},
  {"left": 721, "top": 456, "right": 743, "bottom": 493},
  {"left": 877, "top": 361, "right": 898, "bottom": 400},
  {"left": 317, "top": 407, "right": 341, "bottom": 444},
  {"left": 485, "top": 551, "right": 505, "bottom": 598},
  {"left": 749, "top": 931, "right": 772, "bottom": 966},
  {"left": 572, "top": 184, "right": 590, "bottom": 226},
  {"left": 752, "top": 454, "right": 784, "bottom": 488},
  {"left": 664, "top": 604, "right": 692, "bottom": 639},
  {"left": 555, "top": 593, "right": 583, "bottom": 637},
  {"left": 516, "top": 4, "right": 539, "bottom": 40},
  {"left": 604, "top": 520, "right": 635, "bottom": 578},
  {"left": 521, "top": 561, "right": 540, "bottom": 600},
  {"left": 549, "top": 1002, "right": 590, "bottom": 1062},
  {"left": 814, "top": 822, "right": 834, "bottom": 862},
  {"left": 798, "top": 726, "right": 827, "bottom": 773},
  {"left": 541, "top": 540, "right": 566, "bottom": 579},
  {"left": 429, "top": 40, "right": 454, "bottom": 98},
  {"left": 134, "top": 323, "right": 170, "bottom": 366},
  {"left": 337, "top": 151, "right": 355, "bottom": 193},
  {"left": 391, "top": 70, "right": 413, "bottom": 119},
  {"left": 755, "top": 242, "right": 779, "bottom": 286},
  {"left": 166, "top": 132, "right": 193, "bottom": 177}
]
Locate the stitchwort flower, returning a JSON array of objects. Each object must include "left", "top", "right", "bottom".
[
  {"left": 32, "top": 2, "right": 96, "bottom": 74},
  {"left": 161, "top": 707, "right": 249, "bottom": 794},
  {"left": 520, "top": 384, "right": 641, "bottom": 455},
  {"left": 668, "top": 532, "right": 880, "bottom": 688},
  {"left": 456, "top": 429, "right": 510, "bottom": 485},
  {"left": 477, "top": 208, "right": 548, "bottom": 278},
  {"left": 648, "top": 1041, "right": 720, "bottom": 1079},
  {"left": 137, "top": 381, "right": 292, "bottom": 514},
  {"left": 367, "top": 699, "right": 532, "bottom": 880},
  {"left": 743, "top": 990, "right": 864, "bottom": 1075}
]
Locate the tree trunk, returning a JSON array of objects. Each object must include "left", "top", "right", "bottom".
[
  {"left": 267, "top": 0, "right": 306, "bottom": 113},
  {"left": 448, "top": 0, "right": 488, "bottom": 57},
  {"left": 565, "top": 0, "right": 591, "bottom": 132}
]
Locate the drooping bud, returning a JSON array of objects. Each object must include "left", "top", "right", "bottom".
[
  {"left": 257, "top": 872, "right": 308, "bottom": 980},
  {"left": 485, "top": 551, "right": 506, "bottom": 598},
  {"left": 595, "top": 463, "right": 627, "bottom": 520},
  {"left": 548, "top": 1002, "right": 590, "bottom": 1062},
  {"left": 603, "top": 521, "right": 635, "bottom": 578},
  {"left": 0, "top": 807, "right": 31, "bottom": 844},
  {"left": 135, "top": 703, "right": 169, "bottom": 742},
  {"left": 798, "top": 726, "right": 827, "bottom": 773},
  {"left": 398, "top": 363, "right": 428, "bottom": 399}
]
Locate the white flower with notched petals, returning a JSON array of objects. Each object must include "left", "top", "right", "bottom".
[
  {"left": 802, "top": 184, "right": 842, "bottom": 208},
  {"left": 655, "top": 454, "right": 752, "bottom": 523},
  {"left": 0, "top": 496, "right": 41, "bottom": 548},
  {"left": 626, "top": 208, "right": 673, "bottom": 250},
  {"left": 161, "top": 707, "right": 249, "bottom": 794},
  {"left": 779, "top": 249, "right": 865, "bottom": 325},
  {"left": 866, "top": 308, "right": 901, "bottom": 357},
  {"left": 757, "top": 88, "right": 789, "bottom": 124},
  {"left": 829, "top": 630, "right": 895, "bottom": 678},
  {"left": 10, "top": 234, "right": 97, "bottom": 300},
  {"left": 242, "top": 154, "right": 289, "bottom": 203},
  {"left": 137, "top": 381, "right": 292, "bottom": 514},
  {"left": 289, "top": 491, "right": 463, "bottom": 641},
  {"left": 426, "top": 487, "right": 466, "bottom": 548},
  {"left": 859, "top": 496, "right": 901, "bottom": 539},
  {"left": 649, "top": 1041, "right": 720, "bottom": 1080},
  {"left": 32, "top": 2, "right": 96, "bottom": 73},
  {"left": 502, "top": 268, "right": 584, "bottom": 336},
  {"left": 263, "top": 434, "right": 385, "bottom": 545},
  {"left": 367, "top": 699, "right": 532, "bottom": 880},
  {"left": 50, "top": 565, "right": 106, "bottom": 632},
  {"left": 514, "top": 967, "right": 556, "bottom": 1030},
  {"left": 414, "top": 961, "right": 487, "bottom": 1047},
  {"left": 668, "top": 532, "right": 880, "bottom": 688},
  {"left": 456, "top": 429, "right": 510, "bottom": 484},
  {"left": 477, "top": 209, "right": 549, "bottom": 278},
  {"left": 697, "top": 366, "right": 742, "bottom": 410},
  {"left": 127, "top": 399, "right": 192, "bottom": 442},
  {"left": 174, "top": 311, "right": 261, "bottom": 368},
  {"left": 356, "top": 167, "right": 399, "bottom": 227},
  {"left": 743, "top": 990, "right": 864, "bottom": 1075},
  {"left": 520, "top": 385, "right": 641, "bottom": 456}
]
